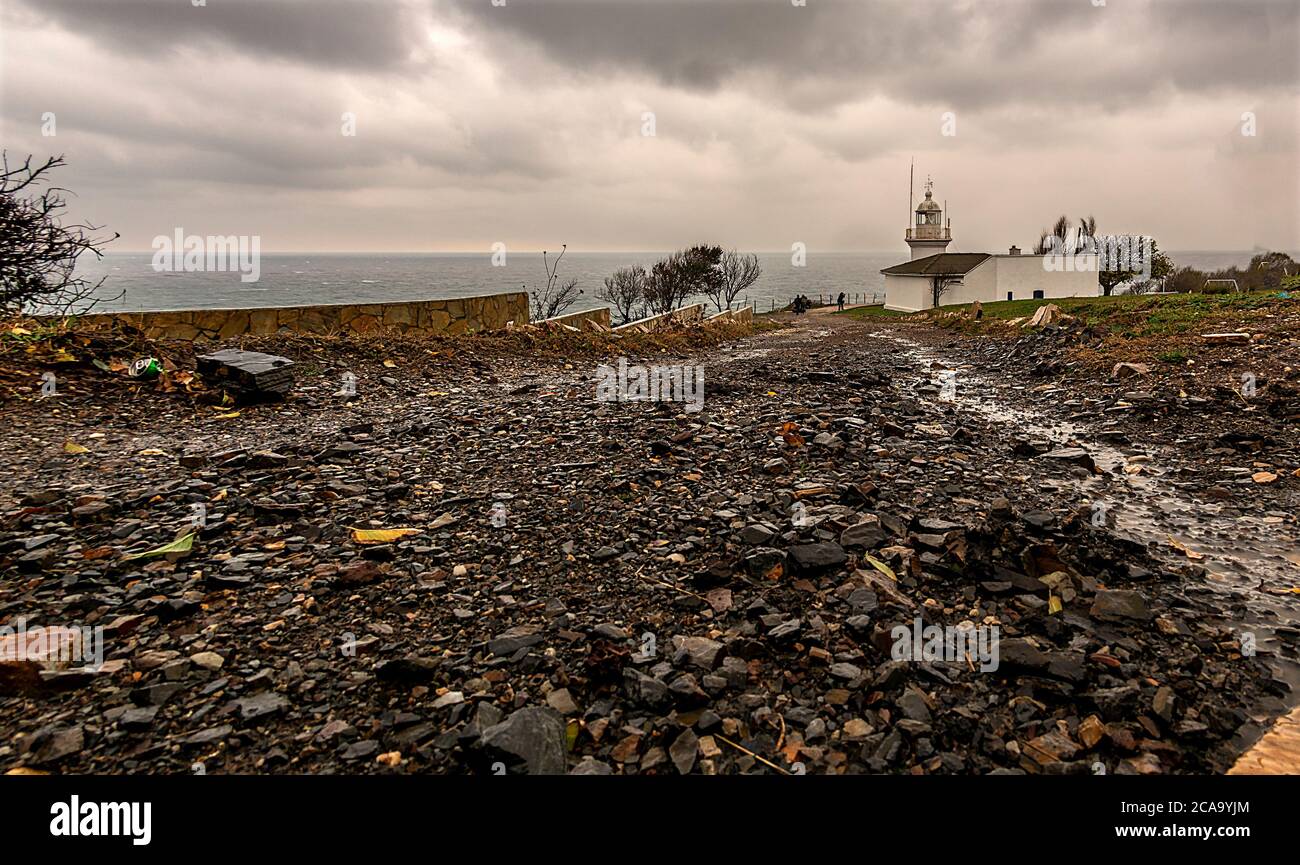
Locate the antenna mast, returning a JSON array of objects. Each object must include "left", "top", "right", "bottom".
[{"left": 908, "top": 158, "right": 914, "bottom": 233}]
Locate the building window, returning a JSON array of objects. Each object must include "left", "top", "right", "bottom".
[{"left": 1032, "top": 289, "right": 1044, "bottom": 299}]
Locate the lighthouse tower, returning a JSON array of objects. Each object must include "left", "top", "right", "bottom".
[{"left": 906, "top": 176, "right": 952, "bottom": 259}]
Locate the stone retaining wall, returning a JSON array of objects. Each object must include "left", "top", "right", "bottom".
[
  {"left": 61, "top": 292, "right": 530, "bottom": 341},
  {"left": 536, "top": 307, "right": 611, "bottom": 330},
  {"left": 613, "top": 303, "right": 706, "bottom": 333},
  {"left": 706, "top": 307, "right": 755, "bottom": 324}
]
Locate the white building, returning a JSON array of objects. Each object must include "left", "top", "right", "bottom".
[{"left": 881, "top": 177, "right": 1100, "bottom": 312}]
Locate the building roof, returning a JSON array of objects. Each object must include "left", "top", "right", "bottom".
[{"left": 881, "top": 253, "right": 991, "bottom": 277}]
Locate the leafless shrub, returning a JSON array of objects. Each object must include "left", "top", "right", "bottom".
[
  {"left": 528, "top": 244, "right": 583, "bottom": 321},
  {"left": 1, "top": 153, "right": 119, "bottom": 315},
  {"left": 597, "top": 265, "right": 648, "bottom": 325},
  {"left": 712, "top": 249, "right": 762, "bottom": 312}
]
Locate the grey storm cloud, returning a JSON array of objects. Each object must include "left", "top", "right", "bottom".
[
  {"left": 13, "top": 0, "right": 422, "bottom": 71},
  {"left": 16, "top": 0, "right": 1299, "bottom": 108},
  {"left": 2, "top": 0, "right": 1295, "bottom": 251},
  {"left": 448, "top": 0, "right": 1299, "bottom": 110}
]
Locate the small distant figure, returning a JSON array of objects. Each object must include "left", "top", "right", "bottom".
[{"left": 837, "top": 292, "right": 846, "bottom": 311}]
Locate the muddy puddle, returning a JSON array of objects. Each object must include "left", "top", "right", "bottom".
[{"left": 872, "top": 329, "right": 1300, "bottom": 706}]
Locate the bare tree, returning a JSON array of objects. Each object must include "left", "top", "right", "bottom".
[
  {"left": 528, "top": 244, "right": 583, "bottom": 321},
  {"left": 931, "top": 274, "right": 961, "bottom": 308},
  {"left": 1, "top": 153, "right": 119, "bottom": 315},
  {"left": 597, "top": 264, "right": 648, "bottom": 325},
  {"left": 711, "top": 250, "right": 762, "bottom": 312}
]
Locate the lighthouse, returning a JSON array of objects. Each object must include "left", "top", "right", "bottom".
[
  {"left": 906, "top": 176, "right": 952, "bottom": 260},
  {"left": 881, "top": 169, "right": 1100, "bottom": 311}
]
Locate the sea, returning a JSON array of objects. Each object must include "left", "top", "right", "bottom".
[{"left": 68, "top": 250, "right": 1278, "bottom": 316}]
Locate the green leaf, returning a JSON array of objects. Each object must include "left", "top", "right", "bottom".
[{"left": 124, "top": 532, "right": 195, "bottom": 560}]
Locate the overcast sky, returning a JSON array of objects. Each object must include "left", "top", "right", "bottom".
[{"left": 1, "top": 0, "right": 1296, "bottom": 253}]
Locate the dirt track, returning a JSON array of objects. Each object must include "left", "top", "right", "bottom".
[{"left": 2, "top": 312, "right": 1295, "bottom": 774}]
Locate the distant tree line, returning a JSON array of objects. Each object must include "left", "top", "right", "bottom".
[
  {"left": 1161, "top": 251, "right": 1299, "bottom": 295},
  {"left": 1033, "top": 213, "right": 1299, "bottom": 296},
  {"left": 597, "top": 245, "right": 763, "bottom": 325},
  {"left": 1033, "top": 214, "right": 1172, "bottom": 295},
  {"left": 526, "top": 244, "right": 763, "bottom": 325}
]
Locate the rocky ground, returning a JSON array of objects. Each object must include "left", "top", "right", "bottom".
[{"left": 1, "top": 311, "right": 1295, "bottom": 775}]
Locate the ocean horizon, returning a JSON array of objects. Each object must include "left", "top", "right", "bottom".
[{"left": 72, "top": 249, "right": 1289, "bottom": 316}]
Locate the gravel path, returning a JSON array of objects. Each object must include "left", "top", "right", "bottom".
[{"left": 1, "top": 313, "right": 1291, "bottom": 774}]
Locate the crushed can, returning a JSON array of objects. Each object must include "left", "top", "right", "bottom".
[{"left": 129, "top": 357, "right": 162, "bottom": 379}]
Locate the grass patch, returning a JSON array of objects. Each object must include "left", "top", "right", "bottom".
[{"left": 857, "top": 291, "right": 1290, "bottom": 337}]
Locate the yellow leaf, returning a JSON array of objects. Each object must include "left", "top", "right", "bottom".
[
  {"left": 350, "top": 527, "right": 419, "bottom": 545},
  {"left": 63, "top": 440, "right": 89, "bottom": 454},
  {"left": 8, "top": 326, "right": 32, "bottom": 336},
  {"left": 1048, "top": 595, "right": 1063, "bottom": 615},
  {"left": 863, "top": 554, "right": 896, "bottom": 581},
  {"left": 566, "top": 720, "right": 580, "bottom": 752},
  {"left": 383, "top": 359, "right": 397, "bottom": 368},
  {"left": 214, "top": 411, "right": 241, "bottom": 419}
]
